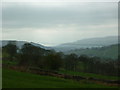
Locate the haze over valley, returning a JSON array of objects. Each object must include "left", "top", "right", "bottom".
[{"left": 1, "top": 35, "right": 119, "bottom": 60}]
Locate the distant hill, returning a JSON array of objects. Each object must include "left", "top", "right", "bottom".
[
  {"left": 0, "top": 40, "right": 52, "bottom": 50},
  {"left": 53, "top": 36, "right": 119, "bottom": 52},
  {"left": 64, "top": 44, "right": 119, "bottom": 60},
  {"left": 1, "top": 36, "right": 119, "bottom": 59}
]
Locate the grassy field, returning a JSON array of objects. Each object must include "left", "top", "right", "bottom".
[
  {"left": 2, "top": 68, "right": 118, "bottom": 88},
  {"left": 59, "top": 70, "right": 119, "bottom": 80}
]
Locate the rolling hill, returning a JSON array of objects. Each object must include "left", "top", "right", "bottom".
[
  {"left": 64, "top": 44, "right": 119, "bottom": 60},
  {"left": 0, "top": 40, "right": 51, "bottom": 50},
  {"left": 53, "top": 36, "right": 119, "bottom": 52},
  {"left": 1, "top": 36, "right": 119, "bottom": 59}
]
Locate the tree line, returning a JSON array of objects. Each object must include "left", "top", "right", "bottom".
[{"left": 2, "top": 42, "right": 120, "bottom": 76}]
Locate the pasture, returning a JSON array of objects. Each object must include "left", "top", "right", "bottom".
[{"left": 2, "top": 68, "right": 118, "bottom": 88}]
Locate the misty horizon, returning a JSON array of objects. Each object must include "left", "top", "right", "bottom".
[{"left": 1, "top": 35, "right": 119, "bottom": 47}]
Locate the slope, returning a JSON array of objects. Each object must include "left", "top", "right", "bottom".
[{"left": 64, "top": 44, "right": 119, "bottom": 60}]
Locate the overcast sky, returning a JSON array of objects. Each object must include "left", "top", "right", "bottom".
[{"left": 2, "top": 0, "right": 118, "bottom": 46}]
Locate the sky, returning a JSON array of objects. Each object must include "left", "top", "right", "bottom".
[{"left": 1, "top": 0, "right": 118, "bottom": 46}]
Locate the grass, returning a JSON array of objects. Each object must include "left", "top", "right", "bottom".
[
  {"left": 0, "top": 68, "right": 1, "bottom": 89},
  {"left": 58, "top": 70, "right": 119, "bottom": 80},
  {"left": 2, "top": 68, "right": 118, "bottom": 88},
  {"left": 0, "top": 69, "right": 1, "bottom": 88}
]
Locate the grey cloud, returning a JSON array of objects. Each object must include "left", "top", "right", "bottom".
[{"left": 2, "top": 2, "right": 117, "bottom": 29}]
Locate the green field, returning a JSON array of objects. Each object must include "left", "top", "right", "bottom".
[
  {"left": 2, "top": 68, "right": 118, "bottom": 88},
  {"left": 0, "top": 68, "right": 1, "bottom": 89}
]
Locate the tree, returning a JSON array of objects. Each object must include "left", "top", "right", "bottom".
[
  {"left": 19, "top": 43, "right": 45, "bottom": 67},
  {"left": 78, "top": 55, "right": 90, "bottom": 72},
  {"left": 2, "top": 42, "right": 17, "bottom": 61},
  {"left": 43, "top": 53, "right": 63, "bottom": 71},
  {"left": 64, "top": 53, "right": 78, "bottom": 71}
]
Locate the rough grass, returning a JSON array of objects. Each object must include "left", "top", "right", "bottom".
[{"left": 2, "top": 68, "right": 118, "bottom": 88}]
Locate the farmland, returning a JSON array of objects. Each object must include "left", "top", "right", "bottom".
[{"left": 2, "top": 68, "right": 118, "bottom": 88}]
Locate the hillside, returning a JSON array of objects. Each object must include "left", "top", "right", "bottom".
[
  {"left": 53, "top": 36, "right": 119, "bottom": 52},
  {"left": 64, "top": 44, "right": 119, "bottom": 60},
  {"left": 0, "top": 40, "right": 51, "bottom": 50},
  {"left": 1, "top": 37, "right": 119, "bottom": 60}
]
